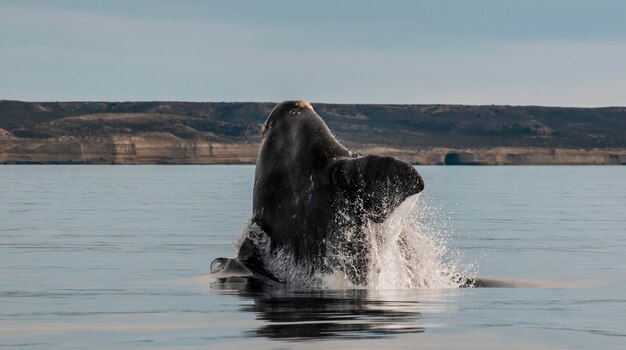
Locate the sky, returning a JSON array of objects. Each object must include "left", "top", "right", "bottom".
[{"left": 1, "top": 0, "right": 625, "bottom": 106}]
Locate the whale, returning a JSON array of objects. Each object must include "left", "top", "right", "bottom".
[{"left": 210, "top": 100, "right": 425, "bottom": 286}]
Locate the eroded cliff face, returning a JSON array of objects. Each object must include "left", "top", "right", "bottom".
[
  {"left": 2, "top": 134, "right": 624, "bottom": 165},
  {"left": 0, "top": 133, "right": 258, "bottom": 164},
  {"left": 1, "top": 101, "right": 625, "bottom": 165},
  {"left": 356, "top": 146, "right": 626, "bottom": 165}
]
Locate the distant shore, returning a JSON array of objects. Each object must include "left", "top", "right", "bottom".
[
  {"left": 2, "top": 100, "right": 625, "bottom": 165},
  {"left": 1, "top": 135, "right": 624, "bottom": 165}
]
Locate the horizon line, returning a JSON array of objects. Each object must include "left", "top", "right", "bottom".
[{"left": 2, "top": 99, "right": 624, "bottom": 109}]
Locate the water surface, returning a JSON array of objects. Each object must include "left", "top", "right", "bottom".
[{"left": 1, "top": 165, "right": 624, "bottom": 349}]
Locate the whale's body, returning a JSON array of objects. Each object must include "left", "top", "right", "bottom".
[{"left": 213, "top": 100, "right": 425, "bottom": 286}]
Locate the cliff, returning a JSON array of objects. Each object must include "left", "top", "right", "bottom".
[{"left": 1, "top": 100, "right": 625, "bottom": 164}]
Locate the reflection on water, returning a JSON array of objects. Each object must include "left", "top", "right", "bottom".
[
  {"left": 1, "top": 165, "right": 625, "bottom": 349},
  {"left": 210, "top": 277, "right": 458, "bottom": 340}
]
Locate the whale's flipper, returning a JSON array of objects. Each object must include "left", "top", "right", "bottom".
[
  {"left": 332, "top": 155, "right": 425, "bottom": 223},
  {"left": 210, "top": 256, "right": 282, "bottom": 287},
  {"left": 236, "top": 237, "right": 282, "bottom": 283}
]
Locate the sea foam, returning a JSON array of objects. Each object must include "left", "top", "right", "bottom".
[{"left": 235, "top": 194, "right": 474, "bottom": 289}]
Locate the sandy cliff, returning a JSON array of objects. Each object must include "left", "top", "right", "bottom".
[
  {"left": 2, "top": 134, "right": 624, "bottom": 165},
  {"left": 1, "top": 100, "right": 625, "bottom": 165},
  {"left": 0, "top": 134, "right": 258, "bottom": 164},
  {"left": 357, "top": 146, "right": 626, "bottom": 165}
]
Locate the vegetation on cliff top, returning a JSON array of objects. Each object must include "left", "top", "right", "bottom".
[{"left": 1, "top": 100, "right": 625, "bottom": 149}]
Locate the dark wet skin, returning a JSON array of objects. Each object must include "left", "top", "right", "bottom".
[{"left": 211, "top": 100, "right": 429, "bottom": 286}]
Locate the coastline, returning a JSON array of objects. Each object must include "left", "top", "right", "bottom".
[
  {"left": 2, "top": 135, "right": 624, "bottom": 165},
  {"left": 2, "top": 101, "right": 625, "bottom": 165}
]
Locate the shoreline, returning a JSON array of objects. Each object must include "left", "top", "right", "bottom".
[{"left": 2, "top": 136, "right": 624, "bottom": 165}]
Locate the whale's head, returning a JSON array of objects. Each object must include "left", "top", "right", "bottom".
[{"left": 261, "top": 100, "right": 315, "bottom": 139}]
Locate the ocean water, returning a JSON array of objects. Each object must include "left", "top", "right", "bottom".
[{"left": 0, "top": 165, "right": 625, "bottom": 349}]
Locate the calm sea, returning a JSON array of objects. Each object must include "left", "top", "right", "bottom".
[{"left": 1, "top": 165, "right": 625, "bottom": 349}]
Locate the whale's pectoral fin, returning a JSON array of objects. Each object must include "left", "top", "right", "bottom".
[
  {"left": 236, "top": 237, "right": 282, "bottom": 282},
  {"left": 332, "top": 155, "right": 424, "bottom": 222},
  {"left": 210, "top": 257, "right": 229, "bottom": 273}
]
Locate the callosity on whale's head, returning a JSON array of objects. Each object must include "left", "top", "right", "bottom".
[{"left": 261, "top": 99, "right": 315, "bottom": 138}]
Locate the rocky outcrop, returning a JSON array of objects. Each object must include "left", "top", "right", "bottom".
[
  {"left": 1, "top": 100, "right": 625, "bottom": 164},
  {"left": 2, "top": 135, "right": 624, "bottom": 165},
  {"left": 0, "top": 133, "right": 258, "bottom": 164},
  {"left": 0, "top": 128, "right": 16, "bottom": 140},
  {"left": 356, "top": 146, "right": 626, "bottom": 165}
]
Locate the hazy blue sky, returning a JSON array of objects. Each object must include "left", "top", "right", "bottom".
[{"left": 1, "top": 0, "right": 625, "bottom": 106}]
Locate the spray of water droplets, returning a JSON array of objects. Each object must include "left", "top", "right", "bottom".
[{"left": 234, "top": 194, "right": 476, "bottom": 289}]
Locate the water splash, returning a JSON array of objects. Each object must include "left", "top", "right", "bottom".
[
  {"left": 235, "top": 194, "right": 474, "bottom": 290},
  {"left": 365, "top": 194, "right": 470, "bottom": 289}
]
